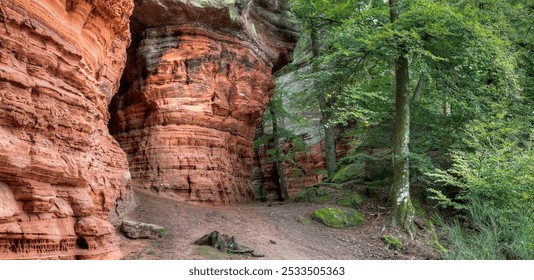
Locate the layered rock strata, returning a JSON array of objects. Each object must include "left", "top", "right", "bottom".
[
  {"left": 0, "top": 0, "right": 133, "bottom": 259},
  {"left": 109, "top": 0, "right": 298, "bottom": 205}
]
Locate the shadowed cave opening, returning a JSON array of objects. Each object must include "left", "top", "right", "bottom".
[{"left": 76, "top": 237, "right": 89, "bottom": 250}]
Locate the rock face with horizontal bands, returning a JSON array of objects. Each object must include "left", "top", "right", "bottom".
[
  {"left": 0, "top": 0, "right": 298, "bottom": 259},
  {"left": 0, "top": 0, "right": 133, "bottom": 259},
  {"left": 109, "top": 0, "right": 298, "bottom": 205}
]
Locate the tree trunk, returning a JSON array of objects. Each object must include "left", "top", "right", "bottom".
[
  {"left": 390, "top": 0, "right": 415, "bottom": 238},
  {"left": 253, "top": 124, "right": 267, "bottom": 202},
  {"left": 317, "top": 94, "right": 337, "bottom": 177},
  {"left": 324, "top": 123, "right": 337, "bottom": 177},
  {"left": 269, "top": 102, "right": 289, "bottom": 201},
  {"left": 310, "top": 24, "right": 337, "bottom": 178},
  {"left": 410, "top": 76, "right": 424, "bottom": 105}
]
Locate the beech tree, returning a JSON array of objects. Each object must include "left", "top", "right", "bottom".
[
  {"left": 388, "top": 0, "right": 415, "bottom": 237},
  {"left": 289, "top": 0, "right": 361, "bottom": 178},
  {"left": 297, "top": 8, "right": 337, "bottom": 177}
]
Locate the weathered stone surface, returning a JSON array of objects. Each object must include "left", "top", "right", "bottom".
[
  {"left": 0, "top": 0, "right": 133, "bottom": 259},
  {"left": 109, "top": 0, "right": 298, "bottom": 204},
  {"left": 0, "top": 182, "right": 20, "bottom": 221},
  {"left": 120, "top": 220, "right": 164, "bottom": 239}
]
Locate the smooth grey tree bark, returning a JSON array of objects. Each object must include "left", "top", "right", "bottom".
[{"left": 389, "top": 0, "right": 415, "bottom": 238}]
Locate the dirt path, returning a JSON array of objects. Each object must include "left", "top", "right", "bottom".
[{"left": 119, "top": 188, "right": 438, "bottom": 260}]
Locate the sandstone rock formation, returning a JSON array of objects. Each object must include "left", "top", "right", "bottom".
[
  {"left": 0, "top": 0, "right": 298, "bottom": 259},
  {"left": 0, "top": 0, "right": 133, "bottom": 259},
  {"left": 109, "top": 0, "right": 298, "bottom": 205}
]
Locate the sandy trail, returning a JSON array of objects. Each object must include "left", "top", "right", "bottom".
[{"left": 119, "top": 188, "right": 438, "bottom": 260}]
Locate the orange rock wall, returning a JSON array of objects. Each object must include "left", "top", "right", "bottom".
[
  {"left": 109, "top": 0, "right": 298, "bottom": 205},
  {"left": 110, "top": 26, "right": 274, "bottom": 204},
  {"left": 0, "top": 0, "right": 133, "bottom": 259},
  {"left": 0, "top": 0, "right": 298, "bottom": 260}
]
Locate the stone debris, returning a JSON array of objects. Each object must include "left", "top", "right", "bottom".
[
  {"left": 120, "top": 220, "right": 165, "bottom": 239},
  {"left": 194, "top": 231, "right": 264, "bottom": 257}
]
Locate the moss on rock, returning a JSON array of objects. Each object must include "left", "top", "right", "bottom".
[
  {"left": 312, "top": 207, "right": 365, "bottom": 228},
  {"left": 320, "top": 182, "right": 343, "bottom": 189},
  {"left": 381, "top": 235, "right": 404, "bottom": 251},
  {"left": 336, "top": 194, "right": 363, "bottom": 208},
  {"left": 363, "top": 177, "right": 391, "bottom": 198},
  {"left": 330, "top": 162, "right": 365, "bottom": 183}
]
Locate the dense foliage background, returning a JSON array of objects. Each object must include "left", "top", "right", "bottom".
[{"left": 259, "top": 0, "right": 533, "bottom": 259}]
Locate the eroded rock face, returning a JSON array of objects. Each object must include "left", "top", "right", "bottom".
[
  {"left": 0, "top": 0, "right": 133, "bottom": 259},
  {"left": 109, "top": 0, "right": 298, "bottom": 204}
]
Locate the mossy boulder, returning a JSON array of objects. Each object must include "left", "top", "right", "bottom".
[
  {"left": 330, "top": 162, "right": 365, "bottom": 183},
  {"left": 294, "top": 185, "right": 333, "bottom": 204},
  {"left": 312, "top": 207, "right": 365, "bottom": 228},
  {"left": 363, "top": 178, "right": 390, "bottom": 199},
  {"left": 381, "top": 235, "right": 403, "bottom": 251},
  {"left": 336, "top": 194, "right": 363, "bottom": 208}
]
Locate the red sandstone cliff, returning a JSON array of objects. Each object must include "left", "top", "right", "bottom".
[
  {"left": 0, "top": 0, "right": 297, "bottom": 260},
  {"left": 0, "top": 0, "right": 133, "bottom": 259},
  {"left": 109, "top": 0, "right": 298, "bottom": 205}
]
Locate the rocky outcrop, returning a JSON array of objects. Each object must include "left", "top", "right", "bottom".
[
  {"left": 109, "top": 0, "right": 298, "bottom": 205},
  {"left": 0, "top": 0, "right": 133, "bottom": 259}
]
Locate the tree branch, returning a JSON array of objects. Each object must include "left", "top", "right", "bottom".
[{"left": 411, "top": 76, "right": 425, "bottom": 105}]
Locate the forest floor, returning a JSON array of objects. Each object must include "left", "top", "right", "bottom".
[{"left": 119, "top": 188, "right": 439, "bottom": 260}]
